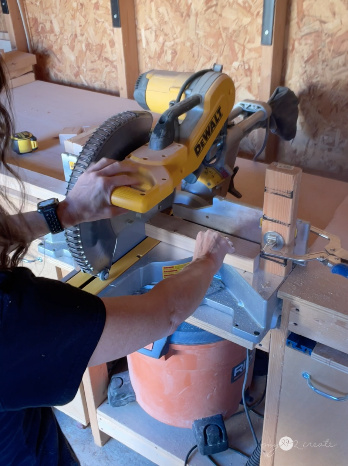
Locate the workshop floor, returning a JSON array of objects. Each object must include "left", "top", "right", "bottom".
[{"left": 55, "top": 374, "right": 266, "bottom": 466}]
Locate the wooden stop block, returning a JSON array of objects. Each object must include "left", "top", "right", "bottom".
[{"left": 260, "top": 162, "right": 302, "bottom": 276}]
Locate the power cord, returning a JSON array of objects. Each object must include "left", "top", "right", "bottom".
[
  {"left": 253, "top": 119, "right": 270, "bottom": 160},
  {"left": 184, "top": 445, "right": 197, "bottom": 465},
  {"left": 242, "top": 349, "right": 258, "bottom": 446},
  {"left": 185, "top": 444, "right": 250, "bottom": 465},
  {"left": 175, "top": 69, "right": 210, "bottom": 104},
  {"left": 184, "top": 348, "right": 264, "bottom": 465}
]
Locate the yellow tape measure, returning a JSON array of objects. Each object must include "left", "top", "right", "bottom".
[{"left": 11, "top": 131, "right": 38, "bottom": 154}]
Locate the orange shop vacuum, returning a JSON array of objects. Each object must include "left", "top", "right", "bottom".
[{"left": 127, "top": 321, "right": 254, "bottom": 429}]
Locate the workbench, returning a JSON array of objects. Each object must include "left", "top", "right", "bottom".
[{"left": 5, "top": 80, "right": 348, "bottom": 465}]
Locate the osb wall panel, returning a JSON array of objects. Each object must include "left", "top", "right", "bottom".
[
  {"left": 24, "top": 0, "right": 121, "bottom": 93},
  {"left": 18, "top": 0, "right": 348, "bottom": 179},
  {"left": 278, "top": 0, "right": 348, "bottom": 180},
  {"left": 25, "top": 0, "right": 264, "bottom": 101},
  {"left": 134, "top": 0, "right": 264, "bottom": 103}
]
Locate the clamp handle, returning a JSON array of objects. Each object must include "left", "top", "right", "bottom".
[{"left": 331, "top": 264, "right": 348, "bottom": 279}]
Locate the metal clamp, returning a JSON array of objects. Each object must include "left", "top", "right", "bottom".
[
  {"left": 263, "top": 225, "right": 348, "bottom": 268},
  {"left": 302, "top": 372, "right": 348, "bottom": 402},
  {"left": 22, "top": 256, "right": 43, "bottom": 264}
]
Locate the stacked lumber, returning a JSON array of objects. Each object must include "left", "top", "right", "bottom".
[{"left": 2, "top": 50, "right": 36, "bottom": 88}]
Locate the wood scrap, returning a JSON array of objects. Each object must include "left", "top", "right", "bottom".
[
  {"left": 59, "top": 126, "right": 83, "bottom": 145},
  {"left": 9, "top": 71, "right": 35, "bottom": 89},
  {"left": 145, "top": 212, "right": 260, "bottom": 273},
  {"left": 3, "top": 51, "right": 37, "bottom": 88},
  {"left": 64, "top": 127, "right": 98, "bottom": 155}
]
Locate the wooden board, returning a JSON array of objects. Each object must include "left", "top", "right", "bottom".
[
  {"left": 260, "top": 300, "right": 291, "bottom": 466},
  {"left": 4, "top": 0, "right": 29, "bottom": 52},
  {"left": 259, "top": 0, "right": 289, "bottom": 164},
  {"left": 145, "top": 213, "right": 260, "bottom": 273},
  {"left": 260, "top": 162, "right": 302, "bottom": 276},
  {"left": 3, "top": 50, "right": 36, "bottom": 78},
  {"left": 97, "top": 399, "right": 264, "bottom": 466},
  {"left": 9, "top": 81, "right": 143, "bottom": 180},
  {"left": 312, "top": 343, "right": 348, "bottom": 375},
  {"left": 64, "top": 127, "right": 98, "bottom": 155},
  {"left": 0, "top": 165, "right": 66, "bottom": 201},
  {"left": 9, "top": 71, "right": 35, "bottom": 88},
  {"left": 55, "top": 383, "right": 89, "bottom": 427},
  {"left": 115, "top": 0, "right": 139, "bottom": 98}
]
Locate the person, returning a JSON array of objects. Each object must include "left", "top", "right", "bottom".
[{"left": 0, "top": 55, "right": 235, "bottom": 465}]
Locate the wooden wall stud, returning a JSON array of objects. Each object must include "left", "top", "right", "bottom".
[{"left": 114, "top": 0, "right": 139, "bottom": 99}]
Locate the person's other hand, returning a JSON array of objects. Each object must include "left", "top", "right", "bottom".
[
  {"left": 58, "top": 158, "right": 139, "bottom": 227},
  {"left": 193, "top": 230, "right": 235, "bottom": 274}
]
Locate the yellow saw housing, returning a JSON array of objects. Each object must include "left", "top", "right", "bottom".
[{"left": 111, "top": 67, "right": 235, "bottom": 213}]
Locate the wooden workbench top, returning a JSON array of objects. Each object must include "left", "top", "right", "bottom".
[{"left": 9, "top": 80, "right": 143, "bottom": 180}]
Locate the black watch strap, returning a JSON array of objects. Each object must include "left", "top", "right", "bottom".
[{"left": 37, "top": 198, "right": 64, "bottom": 234}]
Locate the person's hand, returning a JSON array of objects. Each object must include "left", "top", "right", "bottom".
[
  {"left": 193, "top": 230, "right": 235, "bottom": 273},
  {"left": 58, "top": 158, "right": 140, "bottom": 227}
]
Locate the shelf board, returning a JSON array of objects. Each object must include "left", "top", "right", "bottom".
[{"left": 97, "top": 399, "right": 263, "bottom": 465}]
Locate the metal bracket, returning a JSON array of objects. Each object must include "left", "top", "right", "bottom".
[
  {"left": 261, "top": 0, "right": 276, "bottom": 46},
  {"left": 110, "top": 0, "right": 121, "bottom": 28},
  {"left": 1, "top": 0, "right": 9, "bottom": 14}
]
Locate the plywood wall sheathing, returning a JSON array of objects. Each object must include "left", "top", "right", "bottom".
[
  {"left": 9, "top": 0, "right": 348, "bottom": 180},
  {"left": 278, "top": 0, "right": 348, "bottom": 180},
  {"left": 25, "top": 0, "right": 123, "bottom": 93},
  {"left": 24, "top": 0, "right": 264, "bottom": 101},
  {"left": 136, "top": 0, "right": 264, "bottom": 103}
]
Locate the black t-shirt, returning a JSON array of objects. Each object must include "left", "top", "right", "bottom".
[{"left": 0, "top": 267, "right": 106, "bottom": 465}]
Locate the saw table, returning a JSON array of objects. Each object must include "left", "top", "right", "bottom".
[{"left": 5, "top": 80, "right": 348, "bottom": 465}]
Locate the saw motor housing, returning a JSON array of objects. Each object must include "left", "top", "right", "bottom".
[{"left": 110, "top": 67, "right": 236, "bottom": 213}]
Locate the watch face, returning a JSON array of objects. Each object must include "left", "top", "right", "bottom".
[{"left": 38, "top": 198, "right": 58, "bottom": 209}]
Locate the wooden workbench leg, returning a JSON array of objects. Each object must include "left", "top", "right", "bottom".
[
  {"left": 82, "top": 364, "right": 110, "bottom": 446},
  {"left": 260, "top": 300, "right": 291, "bottom": 465}
]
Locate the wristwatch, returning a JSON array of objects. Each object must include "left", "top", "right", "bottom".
[{"left": 37, "top": 198, "right": 64, "bottom": 234}]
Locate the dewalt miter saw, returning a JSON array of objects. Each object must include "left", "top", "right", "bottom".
[{"left": 65, "top": 64, "right": 298, "bottom": 280}]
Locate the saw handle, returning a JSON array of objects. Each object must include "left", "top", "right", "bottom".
[
  {"left": 331, "top": 264, "right": 348, "bottom": 278},
  {"left": 110, "top": 165, "right": 173, "bottom": 213},
  {"left": 150, "top": 94, "right": 201, "bottom": 150}
]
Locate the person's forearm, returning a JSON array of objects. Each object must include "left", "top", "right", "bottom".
[
  {"left": 147, "top": 256, "right": 217, "bottom": 332},
  {"left": 89, "top": 255, "right": 218, "bottom": 366},
  {"left": 7, "top": 199, "right": 77, "bottom": 244}
]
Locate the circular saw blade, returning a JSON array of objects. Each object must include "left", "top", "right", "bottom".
[{"left": 65, "top": 111, "right": 153, "bottom": 277}]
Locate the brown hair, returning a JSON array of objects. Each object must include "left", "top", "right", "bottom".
[{"left": 0, "top": 55, "right": 29, "bottom": 269}]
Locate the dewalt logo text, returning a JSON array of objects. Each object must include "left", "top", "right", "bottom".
[{"left": 194, "top": 106, "right": 223, "bottom": 157}]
